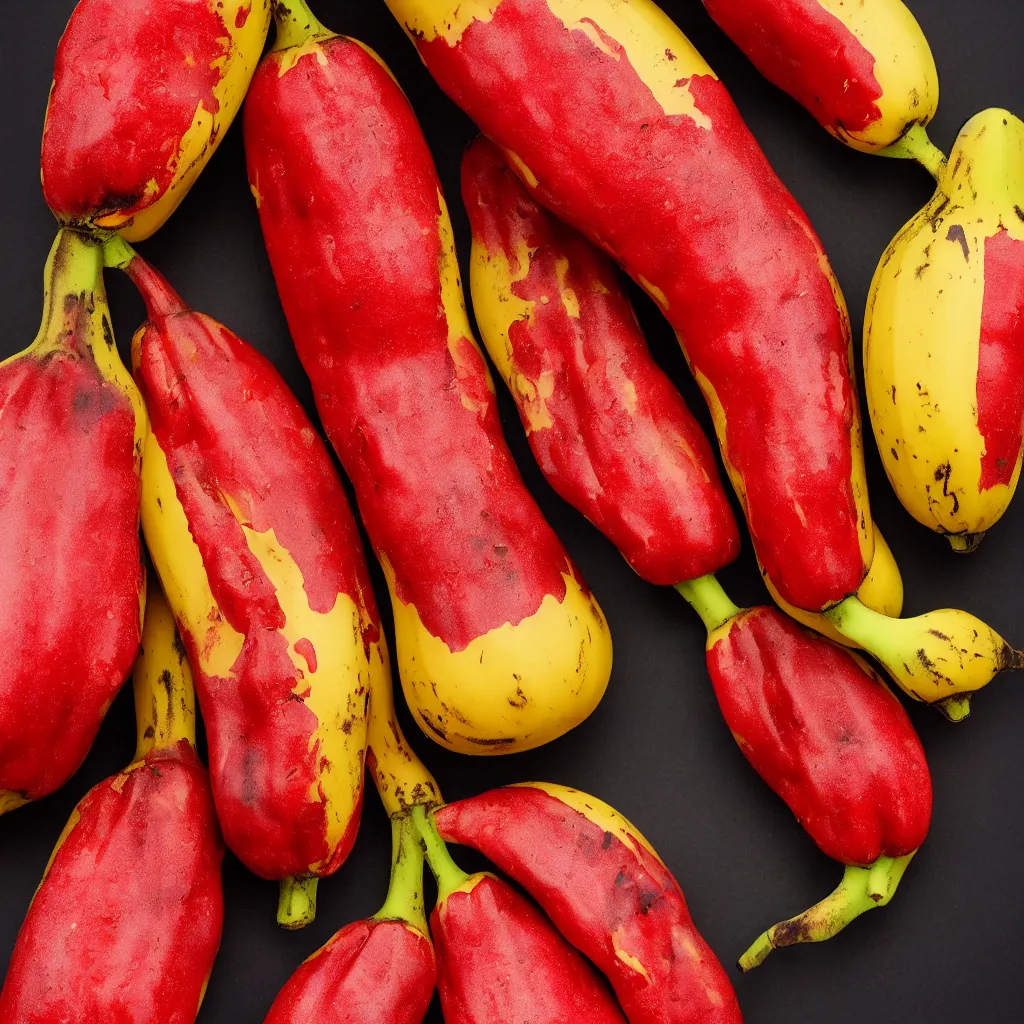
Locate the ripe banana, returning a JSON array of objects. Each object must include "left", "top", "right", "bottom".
[{"left": 866, "top": 109, "right": 1024, "bottom": 550}]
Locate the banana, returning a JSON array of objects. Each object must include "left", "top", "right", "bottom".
[
  {"left": 764, "top": 520, "right": 904, "bottom": 646},
  {"left": 866, "top": 109, "right": 1024, "bottom": 550}
]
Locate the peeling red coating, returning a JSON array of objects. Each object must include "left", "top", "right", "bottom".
[
  {"left": 463, "top": 137, "right": 740, "bottom": 585},
  {"left": 42, "top": 0, "right": 229, "bottom": 224},
  {"left": 432, "top": 874, "right": 626, "bottom": 1023},
  {"left": 0, "top": 741, "right": 224, "bottom": 1024},
  {"left": 977, "top": 228, "right": 1024, "bottom": 491},
  {"left": 0, "top": 326, "right": 141, "bottom": 803},
  {"left": 701, "top": 0, "right": 883, "bottom": 135},
  {"left": 294, "top": 637, "right": 318, "bottom": 674},
  {"left": 436, "top": 789, "right": 742, "bottom": 1023},
  {"left": 264, "top": 918, "right": 436, "bottom": 1024},
  {"left": 130, "top": 256, "right": 376, "bottom": 880},
  {"left": 707, "top": 607, "right": 932, "bottom": 865},
  {"left": 244, "top": 35, "right": 574, "bottom": 651},
  {"left": 236, "top": 3, "right": 251, "bottom": 28},
  {"left": 406, "top": 1, "right": 867, "bottom": 612}
]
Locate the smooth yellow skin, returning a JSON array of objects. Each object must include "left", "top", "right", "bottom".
[
  {"left": 866, "top": 109, "right": 1024, "bottom": 547},
  {"left": 387, "top": 557, "right": 613, "bottom": 755},
  {"left": 135, "top": 328, "right": 374, "bottom": 874},
  {"left": 764, "top": 521, "right": 903, "bottom": 646},
  {"left": 815, "top": 0, "right": 938, "bottom": 152},
  {"left": 85, "top": 0, "right": 272, "bottom": 240}
]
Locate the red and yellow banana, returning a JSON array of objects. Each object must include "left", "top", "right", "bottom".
[
  {"left": 0, "top": 230, "right": 144, "bottom": 815},
  {"left": 866, "top": 109, "right": 1024, "bottom": 550},
  {"left": 701, "top": 0, "right": 942, "bottom": 167},
  {"left": 42, "top": 0, "right": 271, "bottom": 240},
  {"left": 108, "top": 241, "right": 383, "bottom": 927}
]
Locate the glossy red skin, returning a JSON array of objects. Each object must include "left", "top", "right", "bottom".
[
  {"left": 701, "top": 0, "right": 883, "bottom": 135},
  {"left": 244, "top": 36, "right": 575, "bottom": 651},
  {"left": 437, "top": 789, "right": 741, "bottom": 1024},
  {"left": 130, "top": 258, "right": 376, "bottom": 880},
  {"left": 0, "top": 740, "right": 224, "bottom": 1024},
  {"left": 42, "top": 0, "right": 229, "bottom": 223},
  {"left": 463, "top": 137, "right": 740, "bottom": 585},
  {"left": 432, "top": 874, "right": 625, "bottom": 1023},
  {"left": 405, "top": 2, "right": 865, "bottom": 612},
  {"left": 707, "top": 607, "right": 932, "bottom": 866},
  {"left": 264, "top": 918, "right": 435, "bottom": 1024},
  {"left": 0, "top": 332, "right": 141, "bottom": 803},
  {"left": 976, "top": 228, "right": 1024, "bottom": 490}
]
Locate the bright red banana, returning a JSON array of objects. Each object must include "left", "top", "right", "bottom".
[
  {"left": 42, "top": 0, "right": 271, "bottom": 240},
  {"left": 436, "top": 784, "right": 742, "bottom": 1022},
  {"left": 463, "top": 135, "right": 740, "bottom": 585},
  {"left": 385, "top": 0, "right": 871, "bottom": 614},
  {"left": 110, "top": 241, "right": 383, "bottom": 926},
  {"left": 244, "top": 2, "right": 612, "bottom": 755},
  {"left": 0, "top": 230, "right": 144, "bottom": 816},
  {"left": 0, "top": 586, "right": 223, "bottom": 1024}
]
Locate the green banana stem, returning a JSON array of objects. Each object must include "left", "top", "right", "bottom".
[
  {"left": 273, "top": 0, "right": 333, "bottom": 51},
  {"left": 878, "top": 122, "right": 947, "bottom": 180},
  {"left": 675, "top": 574, "right": 741, "bottom": 635},
  {"left": 374, "top": 815, "right": 429, "bottom": 933},
  {"left": 29, "top": 230, "right": 105, "bottom": 357},
  {"left": 101, "top": 233, "right": 136, "bottom": 273},
  {"left": 739, "top": 852, "right": 916, "bottom": 971},
  {"left": 277, "top": 874, "right": 319, "bottom": 930},
  {"left": 414, "top": 805, "right": 470, "bottom": 901}
]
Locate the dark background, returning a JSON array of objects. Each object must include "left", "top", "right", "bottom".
[{"left": 2, "top": 1, "right": 1022, "bottom": 1021}]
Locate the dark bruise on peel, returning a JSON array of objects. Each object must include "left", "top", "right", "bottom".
[
  {"left": 42, "top": 0, "right": 231, "bottom": 224},
  {"left": 244, "top": 34, "right": 574, "bottom": 651},
  {"left": 132, "top": 259, "right": 377, "bottom": 880},
  {"left": 976, "top": 228, "right": 1024, "bottom": 490},
  {"left": 0, "top": 744, "right": 223, "bottom": 1023},
  {"left": 463, "top": 138, "right": 741, "bottom": 586},
  {"left": 701, "top": 0, "right": 884, "bottom": 135},
  {"left": 706, "top": 608, "right": 932, "bottom": 867},
  {"left": 411, "top": 0, "right": 869, "bottom": 613},
  {"left": 0, "top": 260, "right": 141, "bottom": 804},
  {"left": 436, "top": 786, "right": 743, "bottom": 1023}
]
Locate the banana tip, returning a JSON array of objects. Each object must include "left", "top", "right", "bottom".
[{"left": 946, "top": 531, "right": 985, "bottom": 554}]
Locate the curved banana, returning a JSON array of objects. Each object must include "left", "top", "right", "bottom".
[
  {"left": 42, "top": 0, "right": 271, "bottom": 240},
  {"left": 866, "top": 109, "right": 1024, "bottom": 550},
  {"left": 764, "top": 521, "right": 903, "bottom": 646},
  {"left": 702, "top": 0, "right": 941, "bottom": 166}
]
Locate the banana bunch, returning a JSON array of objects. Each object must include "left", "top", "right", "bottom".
[{"left": 866, "top": 109, "right": 1024, "bottom": 550}]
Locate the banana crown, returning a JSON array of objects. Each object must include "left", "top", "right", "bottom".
[{"left": 940, "top": 108, "right": 1024, "bottom": 210}]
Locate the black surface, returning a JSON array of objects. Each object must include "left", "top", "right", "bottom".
[{"left": 2, "top": 2, "right": 1022, "bottom": 1021}]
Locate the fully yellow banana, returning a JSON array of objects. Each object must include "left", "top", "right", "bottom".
[{"left": 866, "top": 109, "right": 1024, "bottom": 550}]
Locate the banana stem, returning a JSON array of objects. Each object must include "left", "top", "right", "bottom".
[
  {"left": 675, "top": 574, "right": 741, "bottom": 635},
  {"left": 947, "top": 532, "right": 985, "bottom": 554},
  {"left": 103, "top": 239, "right": 187, "bottom": 320},
  {"left": 374, "top": 815, "right": 429, "bottom": 933},
  {"left": 879, "top": 122, "right": 947, "bottom": 180},
  {"left": 414, "top": 805, "right": 470, "bottom": 901},
  {"left": 278, "top": 874, "right": 319, "bottom": 930},
  {"left": 134, "top": 583, "right": 196, "bottom": 759},
  {"left": 30, "top": 230, "right": 105, "bottom": 357},
  {"left": 739, "top": 852, "right": 916, "bottom": 971},
  {"left": 273, "top": 0, "right": 332, "bottom": 51}
]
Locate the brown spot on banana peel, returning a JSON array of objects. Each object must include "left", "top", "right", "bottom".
[{"left": 946, "top": 223, "right": 971, "bottom": 261}]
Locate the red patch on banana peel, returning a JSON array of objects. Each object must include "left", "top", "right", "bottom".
[
  {"left": 707, "top": 607, "right": 932, "bottom": 866},
  {"left": 976, "top": 228, "right": 1024, "bottom": 491},
  {"left": 0, "top": 295, "right": 141, "bottom": 805},
  {"left": 264, "top": 918, "right": 436, "bottom": 1024},
  {"left": 408, "top": 0, "right": 867, "bottom": 613},
  {"left": 701, "top": 0, "right": 883, "bottom": 135},
  {"left": 42, "top": 0, "right": 230, "bottom": 226},
  {"left": 462, "top": 137, "right": 740, "bottom": 585},
  {"left": 0, "top": 741, "right": 223, "bottom": 1024},
  {"left": 436, "top": 788, "right": 742, "bottom": 1023},
  {"left": 131, "top": 258, "right": 375, "bottom": 881},
  {"left": 244, "top": 35, "right": 574, "bottom": 652},
  {"left": 432, "top": 874, "right": 626, "bottom": 1023}
]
